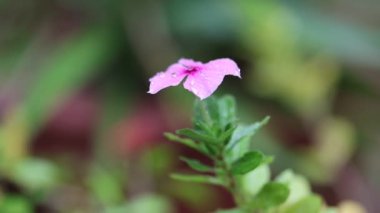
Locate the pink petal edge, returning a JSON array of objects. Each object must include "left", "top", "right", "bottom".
[{"left": 147, "top": 63, "right": 186, "bottom": 94}]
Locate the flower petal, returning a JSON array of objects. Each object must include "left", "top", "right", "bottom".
[
  {"left": 182, "top": 71, "right": 220, "bottom": 100},
  {"left": 148, "top": 64, "right": 187, "bottom": 94},
  {"left": 183, "top": 58, "right": 241, "bottom": 100},
  {"left": 205, "top": 58, "right": 241, "bottom": 78}
]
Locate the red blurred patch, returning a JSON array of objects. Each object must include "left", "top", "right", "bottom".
[
  {"left": 113, "top": 100, "right": 175, "bottom": 155},
  {"left": 32, "top": 89, "right": 99, "bottom": 158}
]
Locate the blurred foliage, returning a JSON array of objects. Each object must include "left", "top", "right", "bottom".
[
  {"left": 0, "top": 0, "right": 379, "bottom": 212},
  {"left": 241, "top": 0, "right": 341, "bottom": 117},
  {"left": 23, "top": 26, "right": 119, "bottom": 130}
]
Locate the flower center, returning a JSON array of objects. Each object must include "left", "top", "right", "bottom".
[{"left": 183, "top": 66, "right": 200, "bottom": 75}]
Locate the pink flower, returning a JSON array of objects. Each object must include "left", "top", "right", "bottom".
[{"left": 148, "top": 58, "right": 241, "bottom": 100}]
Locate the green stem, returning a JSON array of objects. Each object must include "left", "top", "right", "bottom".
[
  {"left": 223, "top": 159, "right": 244, "bottom": 206},
  {"left": 216, "top": 154, "right": 248, "bottom": 212}
]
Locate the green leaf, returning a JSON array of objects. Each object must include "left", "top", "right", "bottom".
[
  {"left": 322, "top": 208, "right": 338, "bottom": 213},
  {"left": 176, "top": 128, "right": 218, "bottom": 144},
  {"left": 141, "top": 146, "right": 176, "bottom": 176},
  {"left": 193, "top": 97, "right": 219, "bottom": 126},
  {"left": 164, "top": 133, "right": 206, "bottom": 153},
  {"left": 226, "top": 116, "right": 270, "bottom": 150},
  {"left": 226, "top": 135, "right": 251, "bottom": 164},
  {"left": 180, "top": 157, "right": 213, "bottom": 172},
  {"left": 217, "top": 95, "right": 237, "bottom": 128},
  {"left": 231, "top": 151, "right": 265, "bottom": 175},
  {"left": 105, "top": 204, "right": 130, "bottom": 213},
  {"left": 167, "top": 181, "right": 217, "bottom": 210},
  {"left": 129, "top": 194, "right": 172, "bottom": 213},
  {"left": 192, "top": 96, "right": 237, "bottom": 135},
  {"left": 219, "top": 124, "right": 237, "bottom": 145},
  {"left": 203, "top": 143, "right": 219, "bottom": 156},
  {"left": 106, "top": 194, "right": 173, "bottom": 213},
  {"left": 193, "top": 95, "right": 237, "bottom": 132},
  {"left": 284, "top": 195, "right": 322, "bottom": 213},
  {"left": 14, "top": 158, "right": 60, "bottom": 191},
  {"left": 170, "top": 173, "right": 223, "bottom": 185},
  {"left": 88, "top": 166, "right": 124, "bottom": 205},
  {"left": 264, "top": 156, "right": 274, "bottom": 164},
  {"left": 241, "top": 164, "right": 271, "bottom": 196},
  {"left": 194, "top": 121, "right": 214, "bottom": 135},
  {"left": 251, "top": 182, "right": 290, "bottom": 210},
  {"left": 275, "top": 170, "right": 311, "bottom": 206},
  {"left": 0, "top": 195, "right": 33, "bottom": 213}
]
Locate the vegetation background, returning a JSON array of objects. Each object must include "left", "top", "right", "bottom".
[{"left": 0, "top": 0, "right": 379, "bottom": 212}]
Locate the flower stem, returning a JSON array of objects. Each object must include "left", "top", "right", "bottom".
[
  {"left": 222, "top": 158, "right": 244, "bottom": 206},
  {"left": 215, "top": 153, "right": 248, "bottom": 212}
]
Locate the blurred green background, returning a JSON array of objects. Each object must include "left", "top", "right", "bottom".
[{"left": 0, "top": 0, "right": 379, "bottom": 212}]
